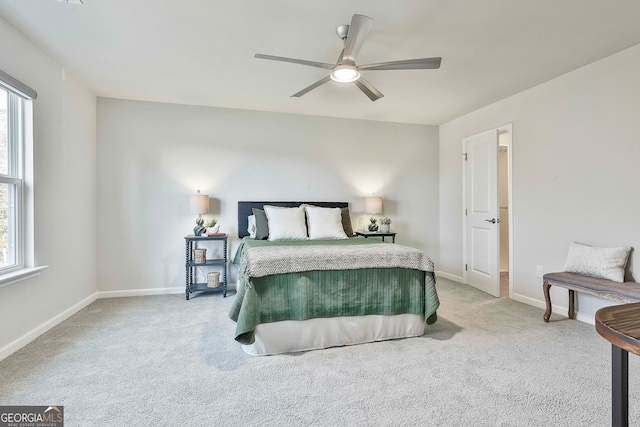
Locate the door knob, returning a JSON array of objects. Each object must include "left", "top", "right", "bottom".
[{"left": 484, "top": 218, "right": 500, "bottom": 224}]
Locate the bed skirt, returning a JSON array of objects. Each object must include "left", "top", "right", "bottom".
[{"left": 242, "top": 313, "right": 426, "bottom": 356}]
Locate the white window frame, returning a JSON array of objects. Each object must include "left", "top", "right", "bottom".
[
  {"left": 0, "top": 70, "right": 46, "bottom": 288},
  {"left": 0, "top": 92, "right": 24, "bottom": 272}
]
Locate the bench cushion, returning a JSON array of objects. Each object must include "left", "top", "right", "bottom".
[{"left": 544, "top": 272, "right": 640, "bottom": 301}]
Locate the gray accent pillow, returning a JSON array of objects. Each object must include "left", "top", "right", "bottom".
[
  {"left": 341, "top": 207, "right": 354, "bottom": 237},
  {"left": 252, "top": 208, "right": 269, "bottom": 240},
  {"left": 563, "top": 242, "right": 632, "bottom": 282}
]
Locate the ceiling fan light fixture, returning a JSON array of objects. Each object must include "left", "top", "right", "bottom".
[
  {"left": 255, "top": 14, "right": 439, "bottom": 101},
  {"left": 330, "top": 66, "right": 360, "bottom": 83}
]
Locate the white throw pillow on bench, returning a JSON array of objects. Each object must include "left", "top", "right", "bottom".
[{"left": 563, "top": 242, "right": 632, "bottom": 282}]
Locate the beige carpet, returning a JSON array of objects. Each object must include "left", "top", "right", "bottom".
[
  {"left": 0, "top": 278, "right": 636, "bottom": 426},
  {"left": 501, "top": 271, "right": 509, "bottom": 297}
]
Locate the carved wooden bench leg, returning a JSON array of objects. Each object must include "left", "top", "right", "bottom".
[
  {"left": 543, "top": 280, "right": 552, "bottom": 322},
  {"left": 568, "top": 289, "right": 576, "bottom": 319}
]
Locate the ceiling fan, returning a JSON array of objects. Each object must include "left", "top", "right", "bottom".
[{"left": 255, "top": 14, "right": 441, "bottom": 102}]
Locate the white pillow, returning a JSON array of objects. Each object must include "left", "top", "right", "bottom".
[
  {"left": 247, "top": 215, "right": 256, "bottom": 238},
  {"left": 563, "top": 242, "right": 632, "bottom": 282},
  {"left": 264, "top": 205, "right": 308, "bottom": 241},
  {"left": 305, "top": 205, "right": 348, "bottom": 240}
]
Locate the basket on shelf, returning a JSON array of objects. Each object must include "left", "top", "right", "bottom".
[
  {"left": 207, "top": 272, "right": 220, "bottom": 288},
  {"left": 193, "top": 248, "right": 207, "bottom": 264}
]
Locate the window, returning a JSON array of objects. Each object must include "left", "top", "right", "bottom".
[
  {"left": 0, "top": 69, "right": 41, "bottom": 285},
  {"left": 0, "top": 86, "right": 23, "bottom": 271}
]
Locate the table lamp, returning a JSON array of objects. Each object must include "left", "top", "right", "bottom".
[
  {"left": 365, "top": 196, "right": 382, "bottom": 232},
  {"left": 189, "top": 190, "right": 209, "bottom": 236}
]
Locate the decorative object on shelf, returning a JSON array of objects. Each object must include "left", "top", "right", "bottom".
[
  {"left": 193, "top": 248, "right": 207, "bottom": 264},
  {"left": 379, "top": 216, "right": 391, "bottom": 233},
  {"left": 189, "top": 190, "right": 209, "bottom": 236},
  {"left": 206, "top": 218, "right": 220, "bottom": 234},
  {"left": 365, "top": 196, "right": 382, "bottom": 232},
  {"left": 207, "top": 272, "right": 221, "bottom": 288}
]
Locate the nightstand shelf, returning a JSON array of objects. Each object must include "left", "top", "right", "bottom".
[
  {"left": 355, "top": 231, "right": 397, "bottom": 243},
  {"left": 189, "top": 282, "right": 221, "bottom": 293},
  {"left": 185, "top": 234, "right": 228, "bottom": 300},
  {"left": 186, "top": 259, "right": 227, "bottom": 267}
]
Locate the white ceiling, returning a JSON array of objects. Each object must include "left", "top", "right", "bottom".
[{"left": 1, "top": 0, "right": 640, "bottom": 125}]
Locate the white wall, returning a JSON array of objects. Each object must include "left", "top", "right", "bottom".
[
  {"left": 96, "top": 99, "right": 439, "bottom": 293},
  {"left": 0, "top": 17, "right": 97, "bottom": 356},
  {"left": 439, "top": 43, "right": 640, "bottom": 321}
]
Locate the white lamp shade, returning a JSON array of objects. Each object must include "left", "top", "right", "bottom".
[
  {"left": 189, "top": 194, "right": 209, "bottom": 214},
  {"left": 365, "top": 197, "right": 383, "bottom": 214}
]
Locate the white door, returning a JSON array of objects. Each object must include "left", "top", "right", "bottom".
[{"left": 465, "top": 129, "right": 500, "bottom": 297}]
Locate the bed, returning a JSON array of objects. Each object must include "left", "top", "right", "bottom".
[{"left": 229, "top": 201, "right": 440, "bottom": 355}]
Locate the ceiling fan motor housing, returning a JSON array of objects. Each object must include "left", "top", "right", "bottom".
[{"left": 336, "top": 25, "right": 350, "bottom": 40}]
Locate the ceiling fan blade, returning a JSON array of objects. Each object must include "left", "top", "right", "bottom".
[
  {"left": 354, "top": 77, "right": 384, "bottom": 102},
  {"left": 291, "top": 75, "right": 332, "bottom": 97},
  {"left": 359, "top": 57, "right": 442, "bottom": 71},
  {"left": 342, "top": 14, "right": 374, "bottom": 62},
  {"left": 255, "top": 54, "right": 334, "bottom": 70}
]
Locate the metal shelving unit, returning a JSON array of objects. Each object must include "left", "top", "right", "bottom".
[{"left": 184, "top": 234, "right": 228, "bottom": 300}]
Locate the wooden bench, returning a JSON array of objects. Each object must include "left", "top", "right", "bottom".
[{"left": 543, "top": 272, "right": 640, "bottom": 322}]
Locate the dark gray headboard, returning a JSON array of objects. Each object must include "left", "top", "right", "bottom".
[{"left": 238, "top": 201, "right": 349, "bottom": 238}]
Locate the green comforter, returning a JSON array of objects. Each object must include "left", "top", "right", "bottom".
[{"left": 229, "top": 237, "right": 439, "bottom": 345}]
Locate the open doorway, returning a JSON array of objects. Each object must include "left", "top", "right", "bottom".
[{"left": 498, "top": 132, "right": 511, "bottom": 297}]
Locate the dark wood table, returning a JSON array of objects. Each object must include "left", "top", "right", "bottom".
[
  {"left": 355, "top": 231, "right": 396, "bottom": 243},
  {"left": 595, "top": 302, "right": 640, "bottom": 427}
]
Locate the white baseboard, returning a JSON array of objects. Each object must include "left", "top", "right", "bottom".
[
  {"left": 576, "top": 313, "right": 595, "bottom": 325},
  {"left": 510, "top": 292, "right": 595, "bottom": 324},
  {"left": 435, "top": 271, "right": 465, "bottom": 284},
  {"left": 96, "top": 287, "right": 183, "bottom": 298},
  {"left": 510, "top": 292, "right": 549, "bottom": 311},
  {"left": 0, "top": 292, "right": 97, "bottom": 362}
]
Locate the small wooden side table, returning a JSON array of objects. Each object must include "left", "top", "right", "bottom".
[
  {"left": 595, "top": 302, "right": 640, "bottom": 427},
  {"left": 355, "top": 231, "right": 397, "bottom": 243}
]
